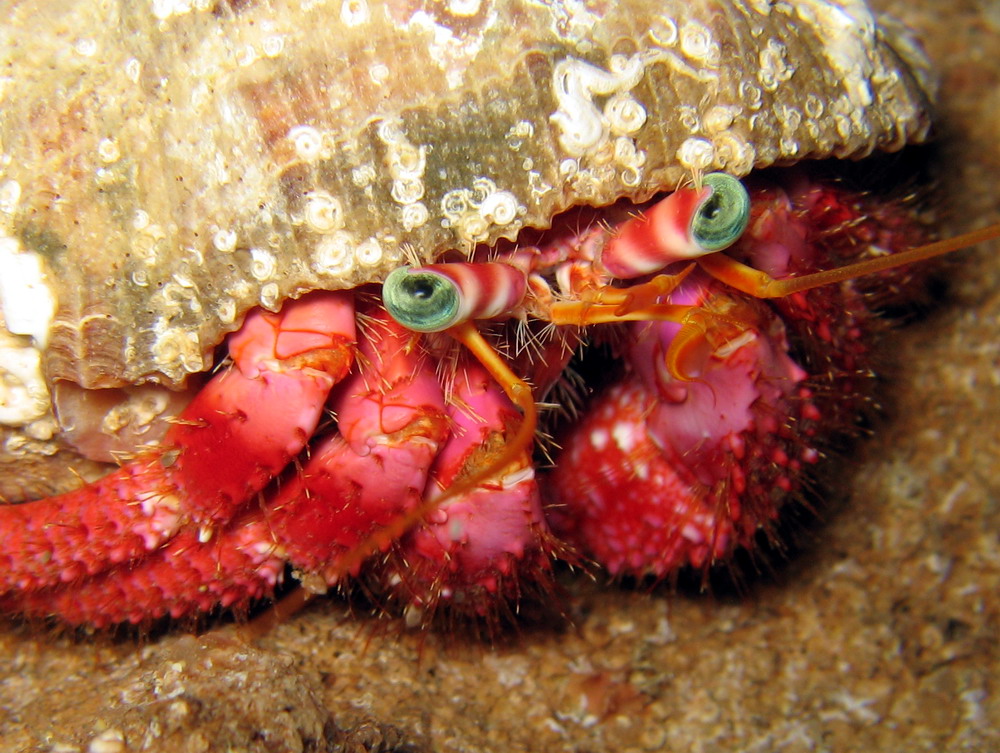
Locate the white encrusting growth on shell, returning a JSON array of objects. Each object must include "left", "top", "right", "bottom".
[
  {"left": 303, "top": 192, "right": 345, "bottom": 234},
  {"left": 356, "top": 238, "right": 385, "bottom": 267},
  {"left": 288, "top": 125, "right": 325, "bottom": 162},
  {"left": 550, "top": 55, "right": 648, "bottom": 157},
  {"left": 677, "top": 138, "right": 717, "bottom": 173},
  {"left": 679, "top": 20, "right": 720, "bottom": 65},
  {"left": 796, "top": 0, "right": 878, "bottom": 108},
  {"left": 249, "top": 248, "right": 278, "bottom": 282},
  {"left": 0, "top": 224, "right": 59, "bottom": 436},
  {"left": 0, "top": 345, "right": 51, "bottom": 427},
  {"left": 0, "top": 237, "right": 57, "bottom": 349},
  {"left": 213, "top": 229, "right": 238, "bottom": 253},
  {"left": 151, "top": 329, "right": 204, "bottom": 375},
  {"left": 441, "top": 179, "right": 525, "bottom": 245},
  {"left": 313, "top": 232, "right": 357, "bottom": 277}
]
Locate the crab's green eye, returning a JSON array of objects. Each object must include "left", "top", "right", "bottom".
[
  {"left": 691, "top": 173, "right": 750, "bottom": 253},
  {"left": 383, "top": 266, "right": 461, "bottom": 333}
]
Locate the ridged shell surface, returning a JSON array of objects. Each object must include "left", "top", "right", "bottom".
[{"left": 0, "top": 0, "right": 933, "bottom": 395}]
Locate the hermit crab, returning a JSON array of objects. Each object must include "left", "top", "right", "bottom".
[{"left": 1, "top": 0, "right": 996, "bottom": 630}]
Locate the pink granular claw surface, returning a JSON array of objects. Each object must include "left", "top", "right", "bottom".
[
  {"left": 376, "top": 359, "right": 560, "bottom": 620},
  {"left": 0, "top": 367, "right": 334, "bottom": 595},
  {"left": 0, "top": 293, "right": 353, "bottom": 600},
  {"left": 546, "top": 378, "right": 736, "bottom": 576}
]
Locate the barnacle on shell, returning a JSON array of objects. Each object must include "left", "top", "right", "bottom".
[{"left": 0, "top": 0, "right": 934, "bottom": 495}]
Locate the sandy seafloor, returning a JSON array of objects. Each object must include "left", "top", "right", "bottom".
[{"left": 1, "top": 1, "right": 998, "bottom": 751}]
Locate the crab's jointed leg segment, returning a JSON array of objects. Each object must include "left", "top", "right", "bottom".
[
  {"left": 1, "top": 307, "right": 448, "bottom": 625},
  {"left": 383, "top": 260, "right": 539, "bottom": 507},
  {"left": 544, "top": 173, "right": 756, "bottom": 382},
  {"left": 445, "top": 322, "right": 537, "bottom": 478},
  {"left": 696, "top": 222, "right": 1000, "bottom": 298},
  {"left": 378, "top": 357, "right": 560, "bottom": 623},
  {"left": 0, "top": 291, "right": 356, "bottom": 595}
]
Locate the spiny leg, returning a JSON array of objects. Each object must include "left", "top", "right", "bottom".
[
  {"left": 3, "top": 308, "right": 446, "bottom": 627},
  {"left": 0, "top": 291, "right": 357, "bottom": 596}
]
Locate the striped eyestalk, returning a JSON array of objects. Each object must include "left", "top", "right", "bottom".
[
  {"left": 382, "top": 262, "right": 527, "bottom": 333},
  {"left": 600, "top": 172, "right": 751, "bottom": 279}
]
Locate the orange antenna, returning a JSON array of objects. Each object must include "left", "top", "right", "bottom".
[{"left": 697, "top": 223, "right": 1000, "bottom": 299}]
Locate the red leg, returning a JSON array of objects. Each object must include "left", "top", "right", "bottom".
[
  {"left": 2, "top": 307, "right": 449, "bottom": 625},
  {"left": 546, "top": 290, "right": 818, "bottom": 578},
  {"left": 0, "top": 291, "right": 356, "bottom": 595},
  {"left": 373, "top": 357, "right": 566, "bottom": 626}
]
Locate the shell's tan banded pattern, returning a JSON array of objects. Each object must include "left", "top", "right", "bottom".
[{"left": 0, "top": 0, "right": 932, "bottom": 498}]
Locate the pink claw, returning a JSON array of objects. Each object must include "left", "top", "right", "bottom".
[
  {"left": 0, "top": 291, "right": 356, "bottom": 596},
  {"left": 260, "top": 310, "right": 451, "bottom": 585},
  {"left": 376, "top": 358, "right": 562, "bottom": 623},
  {"left": 2, "top": 308, "right": 449, "bottom": 625},
  {"left": 547, "top": 278, "right": 817, "bottom": 578}
]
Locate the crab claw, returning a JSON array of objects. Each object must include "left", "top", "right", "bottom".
[
  {"left": 261, "top": 309, "right": 451, "bottom": 586},
  {"left": 0, "top": 307, "right": 448, "bottom": 625},
  {"left": 0, "top": 291, "right": 356, "bottom": 596},
  {"left": 546, "top": 288, "right": 817, "bottom": 578},
  {"left": 373, "top": 358, "right": 565, "bottom": 627}
]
